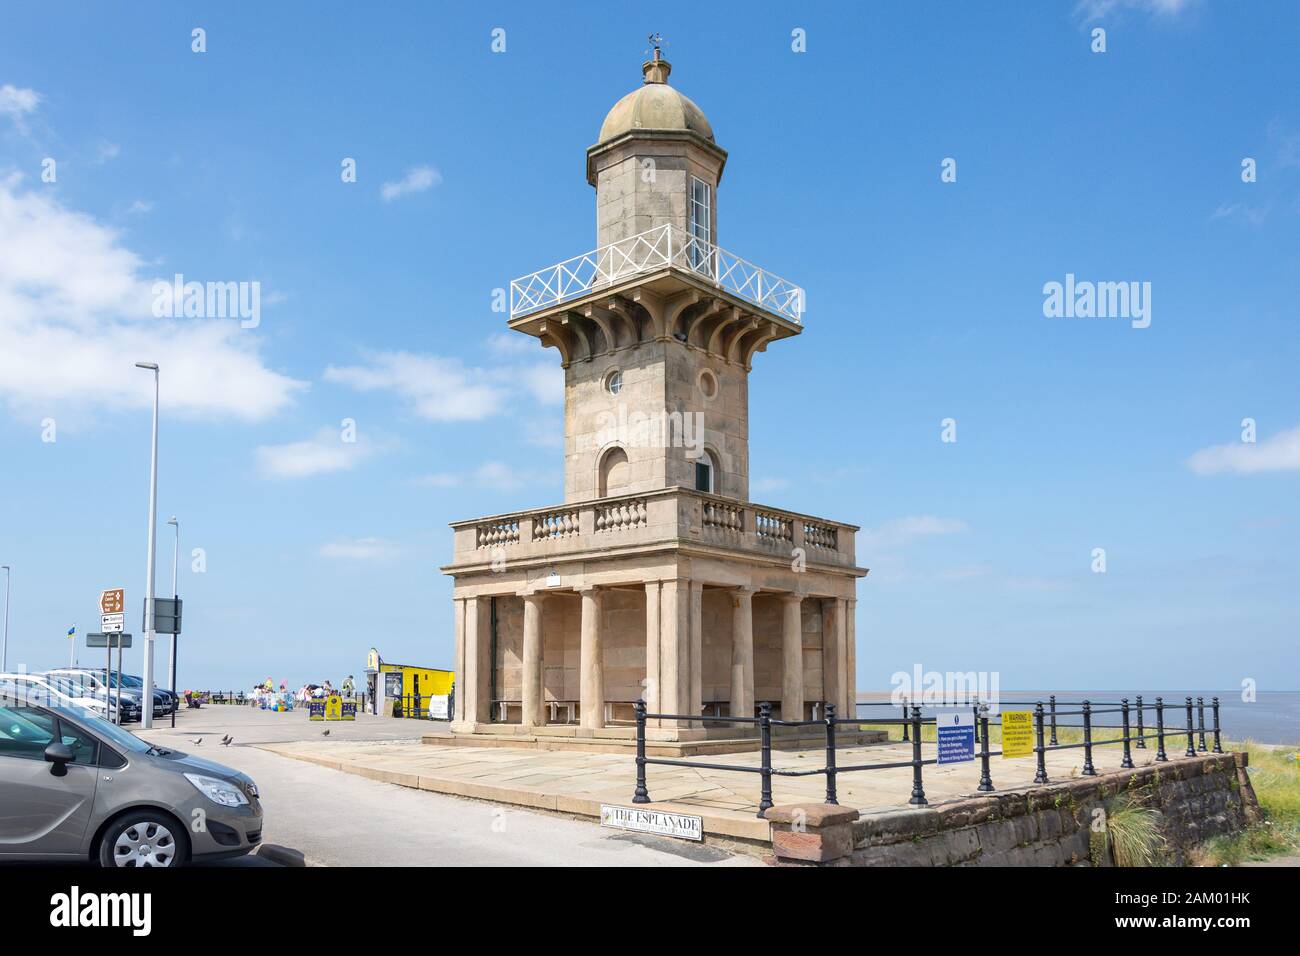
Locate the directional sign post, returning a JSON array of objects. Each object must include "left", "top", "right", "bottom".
[
  {"left": 100, "top": 588, "right": 125, "bottom": 634},
  {"left": 87, "top": 632, "right": 132, "bottom": 726}
]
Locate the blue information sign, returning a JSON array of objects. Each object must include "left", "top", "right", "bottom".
[{"left": 936, "top": 711, "right": 975, "bottom": 764}]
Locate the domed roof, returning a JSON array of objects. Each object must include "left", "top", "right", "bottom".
[{"left": 596, "top": 55, "right": 714, "bottom": 144}]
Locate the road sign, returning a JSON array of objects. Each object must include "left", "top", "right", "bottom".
[
  {"left": 99, "top": 588, "right": 124, "bottom": 615},
  {"left": 936, "top": 710, "right": 975, "bottom": 764},
  {"left": 100, "top": 612, "right": 125, "bottom": 633},
  {"left": 87, "top": 632, "right": 132, "bottom": 649},
  {"left": 151, "top": 596, "right": 182, "bottom": 635}
]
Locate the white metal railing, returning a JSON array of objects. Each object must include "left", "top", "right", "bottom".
[{"left": 509, "top": 224, "right": 805, "bottom": 324}]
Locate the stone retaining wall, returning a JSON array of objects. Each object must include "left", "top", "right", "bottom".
[
  {"left": 847, "top": 753, "right": 1259, "bottom": 866},
  {"left": 766, "top": 753, "right": 1260, "bottom": 867}
]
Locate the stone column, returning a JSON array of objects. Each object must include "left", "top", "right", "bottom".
[
  {"left": 461, "top": 596, "right": 490, "bottom": 725},
  {"left": 822, "top": 599, "right": 841, "bottom": 720},
  {"left": 579, "top": 586, "right": 604, "bottom": 729},
  {"left": 522, "top": 593, "right": 544, "bottom": 728},
  {"left": 658, "top": 578, "right": 690, "bottom": 728},
  {"left": 729, "top": 587, "right": 755, "bottom": 719},
  {"left": 689, "top": 581, "right": 704, "bottom": 717},
  {"left": 644, "top": 582, "right": 661, "bottom": 719},
  {"left": 452, "top": 598, "right": 467, "bottom": 723},
  {"left": 845, "top": 598, "right": 857, "bottom": 720},
  {"left": 781, "top": 594, "right": 804, "bottom": 723}
]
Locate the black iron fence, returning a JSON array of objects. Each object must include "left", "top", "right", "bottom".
[{"left": 632, "top": 695, "right": 1225, "bottom": 817}]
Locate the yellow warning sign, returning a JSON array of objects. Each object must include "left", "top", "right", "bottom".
[{"left": 1001, "top": 710, "right": 1035, "bottom": 758}]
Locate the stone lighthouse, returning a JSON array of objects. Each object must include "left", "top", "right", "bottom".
[{"left": 442, "top": 47, "right": 867, "bottom": 754}]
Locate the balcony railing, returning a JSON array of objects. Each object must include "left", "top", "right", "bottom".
[
  {"left": 509, "top": 224, "right": 805, "bottom": 324},
  {"left": 450, "top": 487, "right": 856, "bottom": 570}
]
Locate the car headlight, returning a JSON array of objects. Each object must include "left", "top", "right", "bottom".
[{"left": 183, "top": 772, "right": 249, "bottom": 807}]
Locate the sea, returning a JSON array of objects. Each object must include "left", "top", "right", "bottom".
[{"left": 856, "top": 690, "right": 1300, "bottom": 746}]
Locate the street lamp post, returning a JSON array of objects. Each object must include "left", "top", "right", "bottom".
[
  {"left": 136, "top": 362, "right": 160, "bottom": 729},
  {"left": 1, "top": 565, "right": 10, "bottom": 673},
  {"left": 167, "top": 515, "right": 178, "bottom": 729}
]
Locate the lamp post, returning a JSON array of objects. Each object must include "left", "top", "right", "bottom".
[
  {"left": 167, "top": 516, "right": 179, "bottom": 728},
  {"left": 1, "top": 565, "right": 10, "bottom": 673},
  {"left": 136, "top": 361, "right": 160, "bottom": 729}
]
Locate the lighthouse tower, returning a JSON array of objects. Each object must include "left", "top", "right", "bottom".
[{"left": 444, "top": 48, "right": 865, "bottom": 755}]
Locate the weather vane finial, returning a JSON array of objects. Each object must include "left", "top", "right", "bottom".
[{"left": 648, "top": 32, "right": 663, "bottom": 58}]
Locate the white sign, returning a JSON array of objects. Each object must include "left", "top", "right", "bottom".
[
  {"left": 599, "top": 805, "right": 703, "bottom": 842},
  {"left": 427, "top": 695, "right": 450, "bottom": 720},
  {"left": 100, "top": 612, "right": 125, "bottom": 634}
]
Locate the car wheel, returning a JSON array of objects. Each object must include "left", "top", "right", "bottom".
[{"left": 99, "top": 812, "right": 189, "bottom": 868}]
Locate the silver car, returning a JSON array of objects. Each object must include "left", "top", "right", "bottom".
[{"left": 0, "top": 687, "right": 263, "bottom": 866}]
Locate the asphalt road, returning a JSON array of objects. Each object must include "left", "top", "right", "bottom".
[{"left": 137, "top": 706, "right": 754, "bottom": 867}]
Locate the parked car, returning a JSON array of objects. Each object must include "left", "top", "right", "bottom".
[
  {"left": 0, "top": 673, "right": 132, "bottom": 722},
  {"left": 0, "top": 688, "right": 262, "bottom": 866},
  {"left": 43, "top": 668, "right": 144, "bottom": 722},
  {"left": 46, "top": 671, "right": 153, "bottom": 723}
]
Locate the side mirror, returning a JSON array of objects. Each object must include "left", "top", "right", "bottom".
[{"left": 44, "top": 742, "right": 74, "bottom": 776}]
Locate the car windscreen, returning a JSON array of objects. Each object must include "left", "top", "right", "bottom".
[{"left": 51, "top": 702, "right": 153, "bottom": 754}]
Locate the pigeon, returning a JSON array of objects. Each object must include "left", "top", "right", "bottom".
[
  {"left": 221, "top": 735, "right": 233, "bottom": 746},
  {"left": 191, "top": 737, "right": 203, "bottom": 745},
  {"left": 322, "top": 729, "right": 330, "bottom": 736}
]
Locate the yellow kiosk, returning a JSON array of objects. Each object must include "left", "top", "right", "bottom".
[{"left": 364, "top": 647, "right": 454, "bottom": 718}]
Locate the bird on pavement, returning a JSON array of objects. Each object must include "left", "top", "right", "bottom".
[
  {"left": 191, "top": 737, "right": 202, "bottom": 745},
  {"left": 220, "top": 735, "right": 233, "bottom": 746},
  {"left": 322, "top": 729, "right": 330, "bottom": 736}
]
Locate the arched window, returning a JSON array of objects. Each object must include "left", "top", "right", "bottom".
[
  {"left": 598, "top": 446, "right": 630, "bottom": 497},
  {"left": 694, "top": 449, "right": 720, "bottom": 494}
]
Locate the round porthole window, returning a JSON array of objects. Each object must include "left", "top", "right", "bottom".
[
  {"left": 605, "top": 370, "right": 623, "bottom": 395},
  {"left": 698, "top": 369, "right": 719, "bottom": 400}
]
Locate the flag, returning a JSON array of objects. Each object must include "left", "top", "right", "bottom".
[{"left": 67, "top": 625, "right": 76, "bottom": 639}]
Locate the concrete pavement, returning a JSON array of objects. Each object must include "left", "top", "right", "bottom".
[{"left": 136, "top": 705, "right": 754, "bottom": 867}]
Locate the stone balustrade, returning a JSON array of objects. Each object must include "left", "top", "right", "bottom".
[{"left": 450, "top": 488, "right": 858, "bottom": 569}]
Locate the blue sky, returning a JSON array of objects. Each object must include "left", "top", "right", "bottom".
[{"left": 0, "top": 0, "right": 1296, "bottom": 693}]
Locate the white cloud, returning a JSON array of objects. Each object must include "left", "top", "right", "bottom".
[
  {"left": 486, "top": 332, "right": 540, "bottom": 356},
  {"left": 861, "top": 515, "right": 969, "bottom": 549},
  {"left": 1211, "top": 202, "right": 1269, "bottom": 227},
  {"left": 1075, "top": 0, "right": 1195, "bottom": 20},
  {"left": 318, "top": 537, "right": 399, "bottom": 561},
  {"left": 380, "top": 165, "right": 441, "bottom": 202},
  {"left": 1186, "top": 426, "right": 1300, "bottom": 475},
  {"left": 256, "top": 427, "right": 373, "bottom": 479},
  {"left": 324, "top": 349, "right": 561, "bottom": 421},
  {"left": 0, "top": 175, "right": 305, "bottom": 422},
  {"left": 0, "top": 84, "right": 40, "bottom": 119},
  {"left": 411, "top": 461, "right": 524, "bottom": 492}
]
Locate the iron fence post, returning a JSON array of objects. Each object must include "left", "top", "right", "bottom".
[
  {"left": 1211, "top": 697, "right": 1223, "bottom": 754},
  {"left": 1081, "top": 699, "right": 1097, "bottom": 775},
  {"left": 1155, "top": 696, "right": 1169, "bottom": 761},
  {"left": 901, "top": 698, "right": 910, "bottom": 742},
  {"left": 908, "top": 705, "right": 927, "bottom": 806},
  {"left": 972, "top": 700, "right": 981, "bottom": 745},
  {"left": 1184, "top": 697, "right": 1196, "bottom": 757},
  {"left": 977, "top": 714, "right": 994, "bottom": 792},
  {"left": 824, "top": 703, "right": 839, "bottom": 805},
  {"left": 1120, "top": 698, "right": 1134, "bottom": 769},
  {"left": 1135, "top": 694, "right": 1145, "bottom": 749},
  {"left": 632, "top": 700, "right": 650, "bottom": 804},
  {"left": 757, "top": 701, "right": 774, "bottom": 818},
  {"left": 1197, "top": 696, "right": 1208, "bottom": 752},
  {"left": 1049, "top": 694, "right": 1059, "bottom": 746},
  {"left": 1033, "top": 702, "right": 1049, "bottom": 784}
]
